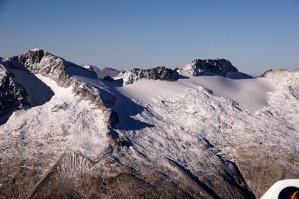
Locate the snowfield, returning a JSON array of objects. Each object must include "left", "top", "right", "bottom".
[
  {"left": 0, "top": 49, "right": 298, "bottom": 198},
  {"left": 116, "top": 73, "right": 273, "bottom": 111},
  {"left": 0, "top": 73, "right": 110, "bottom": 198},
  {"left": 109, "top": 69, "right": 299, "bottom": 198}
]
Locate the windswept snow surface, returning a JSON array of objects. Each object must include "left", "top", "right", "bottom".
[
  {"left": 117, "top": 75, "right": 273, "bottom": 111},
  {"left": 114, "top": 76, "right": 279, "bottom": 168},
  {"left": 196, "top": 76, "right": 273, "bottom": 110},
  {"left": 111, "top": 72, "right": 299, "bottom": 197}
]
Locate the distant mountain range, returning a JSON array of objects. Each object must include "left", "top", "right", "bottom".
[{"left": 0, "top": 49, "right": 298, "bottom": 199}]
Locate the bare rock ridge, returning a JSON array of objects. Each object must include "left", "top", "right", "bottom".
[
  {"left": 6, "top": 49, "right": 95, "bottom": 87},
  {"left": 116, "top": 58, "right": 248, "bottom": 84},
  {"left": 116, "top": 66, "right": 175, "bottom": 84}
]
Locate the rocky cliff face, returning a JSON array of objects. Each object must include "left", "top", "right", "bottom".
[
  {"left": 180, "top": 59, "right": 238, "bottom": 76},
  {"left": 0, "top": 64, "right": 28, "bottom": 119}
]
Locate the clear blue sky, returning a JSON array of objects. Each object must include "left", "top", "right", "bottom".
[{"left": 0, "top": 0, "right": 298, "bottom": 75}]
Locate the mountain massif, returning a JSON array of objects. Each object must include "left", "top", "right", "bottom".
[{"left": 0, "top": 49, "right": 298, "bottom": 199}]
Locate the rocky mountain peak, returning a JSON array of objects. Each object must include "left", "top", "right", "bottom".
[
  {"left": 114, "top": 59, "right": 247, "bottom": 84},
  {"left": 5, "top": 49, "right": 47, "bottom": 69},
  {"left": 22, "top": 49, "right": 47, "bottom": 65},
  {"left": 116, "top": 66, "right": 176, "bottom": 84},
  {"left": 1, "top": 49, "right": 116, "bottom": 118},
  {"left": 180, "top": 58, "right": 238, "bottom": 76},
  {"left": 4, "top": 49, "right": 81, "bottom": 87}
]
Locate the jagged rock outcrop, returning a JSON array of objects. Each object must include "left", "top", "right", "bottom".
[
  {"left": 6, "top": 49, "right": 82, "bottom": 87},
  {"left": 114, "top": 59, "right": 249, "bottom": 84},
  {"left": 0, "top": 64, "right": 28, "bottom": 118},
  {"left": 116, "top": 66, "right": 176, "bottom": 84},
  {"left": 180, "top": 59, "right": 238, "bottom": 76}
]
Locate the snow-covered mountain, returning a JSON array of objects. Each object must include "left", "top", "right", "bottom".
[
  {"left": 180, "top": 58, "right": 238, "bottom": 76},
  {"left": 0, "top": 49, "right": 298, "bottom": 199}
]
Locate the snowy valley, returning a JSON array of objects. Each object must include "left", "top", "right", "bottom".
[{"left": 0, "top": 49, "right": 298, "bottom": 199}]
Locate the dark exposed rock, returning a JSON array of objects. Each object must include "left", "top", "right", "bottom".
[
  {"left": 116, "top": 66, "right": 177, "bottom": 84},
  {"left": 96, "top": 67, "right": 120, "bottom": 79},
  {"left": 289, "top": 85, "right": 299, "bottom": 100},
  {"left": 103, "top": 75, "right": 114, "bottom": 81},
  {"left": 180, "top": 59, "right": 238, "bottom": 76},
  {"left": 114, "top": 59, "right": 245, "bottom": 84},
  {"left": 108, "top": 110, "right": 120, "bottom": 128},
  {"left": 51, "top": 102, "right": 69, "bottom": 112},
  {"left": 0, "top": 70, "right": 29, "bottom": 118}
]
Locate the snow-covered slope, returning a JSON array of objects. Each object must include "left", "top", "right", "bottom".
[
  {"left": 112, "top": 69, "right": 299, "bottom": 198},
  {"left": 0, "top": 49, "right": 298, "bottom": 199},
  {"left": 116, "top": 75, "right": 273, "bottom": 111}
]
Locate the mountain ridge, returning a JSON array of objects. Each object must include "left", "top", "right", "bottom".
[{"left": 0, "top": 49, "right": 298, "bottom": 199}]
